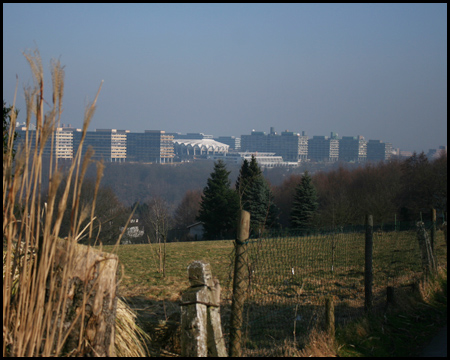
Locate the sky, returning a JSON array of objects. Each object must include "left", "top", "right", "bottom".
[{"left": 3, "top": 3, "right": 447, "bottom": 153}]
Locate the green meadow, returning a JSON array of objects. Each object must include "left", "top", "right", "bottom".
[{"left": 100, "top": 229, "right": 446, "bottom": 356}]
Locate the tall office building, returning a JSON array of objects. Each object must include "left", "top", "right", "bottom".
[
  {"left": 298, "top": 131, "right": 308, "bottom": 161},
  {"left": 15, "top": 124, "right": 75, "bottom": 160},
  {"left": 240, "top": 130, "right": 268, "bottom": 153},
  {"left": 240, "top": 128, "right": 302, "bottom": 162},
  {"left": 366, "top": 140, "right": 392, "bottom": 162},
  {"left": 308, "top": 135, "right": 339, "bottom": 162},
  {"left": 339, "top": 135, "right": 367, "bottom": 162},
  {"left": 53, "top": 126, "right": 75, "bottom": 159},
  {"left": 214, "top": 136, "right": 241, "bottom": 151},
  {"left": 73, "top": 129, "right": 128, "bottom": 162},
  {"left": 127, "top": 130, "right": 174, "bottom": 163}
]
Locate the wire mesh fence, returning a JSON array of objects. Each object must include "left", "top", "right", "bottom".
[{"left": 224, "top": 219, "right": 447, "bottom": 356}]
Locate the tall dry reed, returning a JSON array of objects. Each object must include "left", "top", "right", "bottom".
[{"left": 3, "top": 49, "right": 145, "bottom": 356}]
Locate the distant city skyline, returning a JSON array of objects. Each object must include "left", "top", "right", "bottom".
[
  {"left": 15, "top": 120, "right": 447, "bottom": 156},
  {"left": 3, "top": 4, "right": 447, "bottom": 153}
]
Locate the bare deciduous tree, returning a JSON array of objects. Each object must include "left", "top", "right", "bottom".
[
  {"left": 173, "top": 189, "right": 202, "bottom": 229},
  {"left": 144, "top": 197, "right": 172, "bottom": 276}
]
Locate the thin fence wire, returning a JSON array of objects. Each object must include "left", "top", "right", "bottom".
[{"left": 224, "top": 220, "right": 447, "bottom": 356}]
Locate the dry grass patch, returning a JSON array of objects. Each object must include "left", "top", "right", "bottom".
[{"left": 3, "top": 49, "right": 148, "bottom": 357}]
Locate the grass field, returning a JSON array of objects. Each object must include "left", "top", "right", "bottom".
[
  {"left": 101, "top": 229, "right": 447, "bottom": 356},
  {"left": 234, "top": 229, "right": 446, "bottom": 354},
  {"left": 102, "top": 240, "right": 235, "bottom": 300}
]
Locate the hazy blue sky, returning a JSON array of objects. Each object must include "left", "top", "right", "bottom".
[{"left": 3, "top": 3, "right": 447, "bottom": 152}]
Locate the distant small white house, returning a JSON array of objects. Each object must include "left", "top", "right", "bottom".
[
  {"left": 187, "top": 221, "right": 205, "bottom": 241},
  {"left": 120, "top": 218, "right": 144, "bottom": 244}
]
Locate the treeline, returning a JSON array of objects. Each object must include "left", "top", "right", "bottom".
[
  {"left": 42, "top": 151, "right": 447, "bottom": 244},
  {"left": 273, "top": 151, "right": 447, "bottom": 228},
  {"left": 87, "top": 161, "right": 242, "bottom": 207},
  {"left": 193, "top": 151, "right": 447, "bottom": 240}
]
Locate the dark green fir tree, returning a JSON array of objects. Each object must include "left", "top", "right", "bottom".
[
  {"left": 197, "top": 160, "right": 239, "bottom": 240},
  {"left": 290, "top": 171, "right": 318, "bottom": 232},
  {"left": 236, "top": 156, "right": 279, "bottom": 235}
]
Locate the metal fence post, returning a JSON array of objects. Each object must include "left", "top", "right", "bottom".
[
  {"left": 229, "top": 210, "right": 250, "bottom": 357},
  {"left": 364, "top": 214, "right": 373, "bottom": 313}
]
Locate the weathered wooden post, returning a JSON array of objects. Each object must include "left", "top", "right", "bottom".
[
  {"left": 430, "top": 208, "right": 436, "bottom": 252},
  {"left": 416, "top": 221, "right": 437, "bottom": 278},
  {"left": 180, "top": 261, "right": 227, "bottom": 357},
  {"left": 325, "top": 296, "right": 335, "bottom": 337},
  {"left": 386, "top": 286, "right": 395, "bottom": 309},
  {"left": 53, "top": 239, "right": 119, "bottom": 356},
  {"left": 229, "top": 210, "right": 251, "bottom": 357},
  {"left": 364, "top": 214, "right": 373, "bottom": 313},
  {"left": 442, "top": 221, "right": 447, "bottom": 246}
]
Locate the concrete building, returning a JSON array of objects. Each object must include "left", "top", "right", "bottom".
[
  {"left": 298, "top": 131, "right": 309, "bottom": 161},
  {"left": 240, "top": 128, "right": 303, "bottom": 162},
  {"left": 74, "top": 129, "right": 129, "bottom": 162},
  {"left": 127, "top": 130, "right": 174, "bottom": 163},
  {"left": 171, "top": 132, "right": 214, "bottom": 140},
  {"left": 209, "top": 151, "right": 294, "bottom": 168},
  {"left": 173, "top": 139, "right": 229, "bottom": 160},
  {"left": 214, "top": 136, "right": 241, "bottom": 151},
  {"left": 240, "top": 130, "right": 268, "bottom": 153},
  {"left": 339, "top": 135, "right": 367, "bottom": 162},
  {"left": 366, "top": 140, "right": 392, "bottom": 162},
  {"left": 308, "top": 135, "right": 339, "bottom": 162},
  {"left": 15, "top": 124, "right": 76, "bottom": 160},
  {"left": 426, "top": 146, "right": 447, "bottom": 160},
  {"left": 54, "top": 126, "right": 75, "bottom": 159}
]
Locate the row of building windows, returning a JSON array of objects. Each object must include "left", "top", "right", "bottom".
[
  {"left": 14, "top": 125, "right": 393, "bottom": 163},
  {"left": 240, "top": 129, "right": 392, "bottom": 163},
  {"left": 15, "top": 127, "right": 175, "bottom": 163},
  {"left": 180, "top": 129, "right": 393, "bottom": 163}
]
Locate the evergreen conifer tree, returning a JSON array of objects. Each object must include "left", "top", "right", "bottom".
[
  {"left": 197, "top": 160, "right": 239, "bottom": 240},
  {"left": 236, "top": 156, "right": 279, "bottom": 234},
  {"left": 290, "top": 171, "right": 318, "bottom": 232}
]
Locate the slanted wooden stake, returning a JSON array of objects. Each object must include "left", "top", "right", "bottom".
[{"left": 180, "top": 261, "right": 227, "bottom": 357}]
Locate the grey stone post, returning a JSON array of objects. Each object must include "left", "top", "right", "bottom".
[{"left": 180, "top": 261, "right": 227, "bottom": 357}]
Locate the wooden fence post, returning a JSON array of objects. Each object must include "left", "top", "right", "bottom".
[
  {"left": 53, "top": 239, "right": 119, "bottom": 356},
  {"left": 229, "top": 210, "right": 251, "bottom": 357},
  {"left": 416, "top": 221, "right": 437, "bottom": 278},
  {"left": 430, "top": 208, "right": 436, "bottom": 252},
  {"left": 386, "top": 286, "right": 395, "bottom": 309},
  {"left": 325, "top": 296, "right": 335, "bottom": 337},
  {"left": 180, "top": 261, "right": 227, "bottom": 357},
  {"left": 364, "top": 214, "right": 373, "bottom": 313}
]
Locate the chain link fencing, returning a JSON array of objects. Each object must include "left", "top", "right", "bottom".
[{"left": 223, "top": 220, "right": 447, "bottom": 356}]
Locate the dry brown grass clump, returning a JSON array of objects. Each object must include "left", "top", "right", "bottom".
[
  {"left": 115, "top": 298, "right": 151, "bottom": 357},
  {"left": 3, "top": 48, "right": 148, "bottom": 356},
  {"left": 295, "top": 328, "right": 337, "bottom": 357}
]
